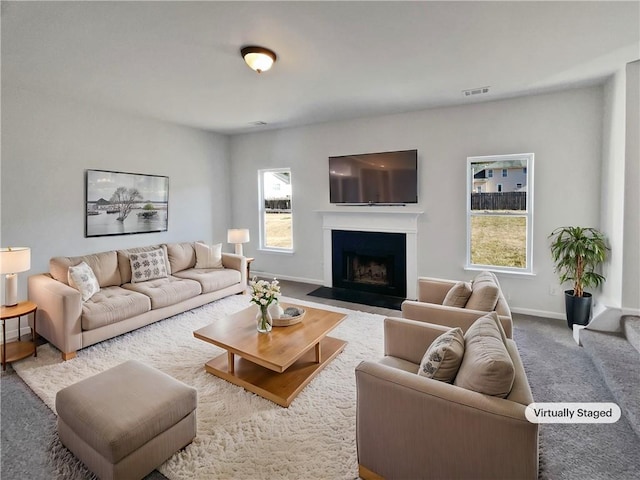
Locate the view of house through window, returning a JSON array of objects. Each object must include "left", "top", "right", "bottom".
[
  {"left": 467, "top": 153, "right": 534, "bottom": 272},
  {"left": 259, "top": 169, "right": 293, "bottom": 250}
]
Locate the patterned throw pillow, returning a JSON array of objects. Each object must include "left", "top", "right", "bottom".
[
  {"left": 129, "top": 248, "right": 169, "bottom": 283},
  {"left": 417, "top": 327, "right": 465, "bottom": 382},
  {"left": 194, "top": 242, "right": 223, "bottom": 269},
  {"left": 442, "top": 281, "right": 472, "bottom": 308},
  {"left": 68, "top": 261, "right": 100, "bottom": 301}
]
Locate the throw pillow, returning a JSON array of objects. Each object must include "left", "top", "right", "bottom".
[
  {"left": 480, "top": 311, "right": 509, "bottom": 346},
  {"left": 454, "top": 315, "right": 515, "bottom": 398},
  {"left": 129, "top": 248, "right": 169, "bottom": 283},
  {"left": 194, "top": 242, "right": 223, "bottom": 269},
  {"left": 465, "top": 271, "right": 500, "bottom": 311},
  {"left": 417, "top": 327, "right": 465, "bottom": 382},
  {"left": 442, "top": 281, "right": 472, "bottom": 308},
  {"left": 68, "top": 261, "right": 100, "bottom": 301}
]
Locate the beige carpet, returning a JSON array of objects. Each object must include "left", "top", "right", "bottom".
[{"left": 13, "top": 294, "right": 386, "bottom": 479}]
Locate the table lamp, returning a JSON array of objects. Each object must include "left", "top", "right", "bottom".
[
  {"left": 0, "top": 247, "right": 31, "bottom": 307},
  {"left": 227, "top": 229, "right": 250, "bottom": 256}
]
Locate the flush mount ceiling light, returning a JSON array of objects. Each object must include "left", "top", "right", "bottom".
[{"left": 241, "top": 46, "right": 277, "bottom": 73}]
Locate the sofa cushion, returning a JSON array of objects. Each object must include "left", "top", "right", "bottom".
[
  {"left": 166, "top": 242, "right": 197, "bottom": 274},
  {"left": 465, "top": 271, "right": 500, "bottom": 311},
  {"left": 418, "top": 327, "right": 464, "bottom": 382},
  {"left": 172, "top": 268, "right": 241, "bottom": 294},
  {"left": 442, "top": 281, "right": 472, "bottom": 308},
  {"left": 129, "top": 249, "right": 169, "bottom": 283},
  {"left": 68, "top": 262, "right": 100, "bottom": 302},
  {"left": 454, "top": 314, "right": 515, "bottom": 398},
  {"left": 50, "top": 250, "right": 121, "bottom": 288},
  {"left": 122, "top": 276, "right": 201, "bottom": 309},
  {"left": 194, "top": 242, "right": 223, "bottom": 269},
  {"left": 118, "top": 245, "right": 170, "bottom": 284},
  {"left": 81, "top": 286, "right": 151, "bottom": 331},
  {"left": 481, "top": 311, "right": 508, "bottom": 346}
]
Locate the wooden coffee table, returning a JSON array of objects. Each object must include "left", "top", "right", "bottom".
[{"left": 193, "top": 303, "right": 347, "bottom": 407}]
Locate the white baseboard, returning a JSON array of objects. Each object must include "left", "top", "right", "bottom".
[
  {"left": 0, "top": 326, "right": 33, "bottom": 343},
  {"left": 251, "top": 270, "right": 325, "bottom": 287},
  {"left": 622, "top": 307, "right": 640, "bottom": 317},
  {"left": 588, "top": 303, "right": 622, "bottom": 332},
  {"left": 510, "top": 307, "right": 565, "bottom": 321}
]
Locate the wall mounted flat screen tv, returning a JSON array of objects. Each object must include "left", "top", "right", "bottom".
[{"left": 329, "top": 149, "right": 418, "bottom": 205}]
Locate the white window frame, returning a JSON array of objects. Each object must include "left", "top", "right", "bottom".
[
  {"left": 466, "top": 153, "right": 534, "bottom": 275},
  {"left": 258, "top": 168, "right": 294, "bottom": 253}
]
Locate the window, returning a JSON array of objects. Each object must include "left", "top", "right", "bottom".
[
  {"left": 467, "top": 153, "right": 534, "bottom": 273},
  {"left": 259, "top": 169, "right": 293, "bottom": 251}
]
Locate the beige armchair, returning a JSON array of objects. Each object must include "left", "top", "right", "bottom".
[
  {"left": 402, "top": 273, "right": 513, "bottom": 338},
  {"left": 355, "top": 317, "right": 538, "bottom": 480}
]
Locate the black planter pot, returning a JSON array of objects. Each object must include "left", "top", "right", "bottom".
[{"left": 564, "top": 290, "right": 593, "bottom": 329}]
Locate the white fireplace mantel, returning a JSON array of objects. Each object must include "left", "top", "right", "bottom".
[{"left": 316, "top": 207, "right": 424, "bottom": 299}]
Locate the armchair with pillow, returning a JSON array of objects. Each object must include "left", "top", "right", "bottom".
[
  {"left": 355, "top": 313, "right": 538, "bottom": 480},
  {"left": 402, "top": 271, "right": 514, "bottom": 338}
]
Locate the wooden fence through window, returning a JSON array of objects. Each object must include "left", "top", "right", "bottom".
[
  {"left": 471, "top": 192, "right": 526, "bottom": 211},
  {"left": 265, "top": 198, "right": 291, "bottom": 212}
]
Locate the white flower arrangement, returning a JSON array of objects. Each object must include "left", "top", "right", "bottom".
[{"left": 249, "top": 276, "right": 281, "bottom": 309}]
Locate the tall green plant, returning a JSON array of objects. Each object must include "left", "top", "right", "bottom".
[{"left": 549, "top": 226, "right": 609, "bottom": 297}]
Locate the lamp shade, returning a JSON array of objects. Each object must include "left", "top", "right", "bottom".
[
  {"left": 0, "top": 247, "right": 31, "bottom": 274},
  {"left": 227, "top": 229, "right": 250, "bottom": 244},
  {"left": 241, "top": 46, "right": 277, "bottom": 73}
]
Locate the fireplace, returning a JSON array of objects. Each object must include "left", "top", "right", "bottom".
[{"left": 332, "top": 230, "right": 406, "bottom": 298}]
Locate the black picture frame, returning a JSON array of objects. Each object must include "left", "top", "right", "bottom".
[{"left": 85, "top": 169, "right": 169, "bottom": 237}]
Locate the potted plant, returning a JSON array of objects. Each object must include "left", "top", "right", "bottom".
[{"left": 549, "top": 226, "right": 609, "bottom": 328}]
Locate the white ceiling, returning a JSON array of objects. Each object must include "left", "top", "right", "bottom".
[{"left": 2, "top": 1, "right": 639, "bottom": 135}]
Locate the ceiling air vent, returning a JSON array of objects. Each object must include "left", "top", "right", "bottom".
[{"left": 462, "top": 86, "right": 490, "bottom": 97}]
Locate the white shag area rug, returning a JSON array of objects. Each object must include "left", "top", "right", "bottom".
[{"left": 13, "top": 294, "right": 386, "bottom": 480}]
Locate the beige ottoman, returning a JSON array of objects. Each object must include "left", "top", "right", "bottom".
[{"left": 56, "top": 360, "right": 197, "bottom": 480}]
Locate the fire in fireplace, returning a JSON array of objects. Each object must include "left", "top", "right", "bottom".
[{"left": 346, "top": 252, "right": 392, "bottom": 286}]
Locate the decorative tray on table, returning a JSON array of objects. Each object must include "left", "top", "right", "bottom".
[{"left": 272, "top": 306, "right": 306, "bottom": 327}]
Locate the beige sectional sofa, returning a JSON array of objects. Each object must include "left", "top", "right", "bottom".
[{"left": 28, "top": 242, "right": 247, "bottom": 360}]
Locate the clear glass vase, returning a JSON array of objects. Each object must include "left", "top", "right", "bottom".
[{"left": 256, "top": 305, "right": 273, "bottom": 333}]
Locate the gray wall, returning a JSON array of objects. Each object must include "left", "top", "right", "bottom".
[
  {"left": 229, "top": 86, "right": 606, "bottom": 318},
  {"left": 3, "top": 81, "right": 635, "bottom": 318},
  {"left": 623, "top": 61, "right": 640, "bottom": 311},
  {"left": 1, "top": 86, "right": 230, "bottom": 304}
]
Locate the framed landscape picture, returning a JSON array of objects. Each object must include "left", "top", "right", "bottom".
[{"left": 85, "top": 169, "right": 169, "bottom": 237}]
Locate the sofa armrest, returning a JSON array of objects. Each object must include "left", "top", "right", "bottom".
[
  {"left": 384, "top": 317, "right": 451, "bottom": 364},
  {"left": 221, "top": 253, "right": 247, "bottom": 285},
  {"left": 401, "top": 300, "right": 513, "bottom": 338},
  {"left": 416, "top": 276, "right": 457, "bottom": 303},
  {"left": 28, "top": 273, "right": 83, "bottom": 357},
  {"left": 355, "top": 361, "right": 538, "bottom": 480}
]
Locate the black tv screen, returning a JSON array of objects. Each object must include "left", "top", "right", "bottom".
[{"left": 329, "top": 149, "right": 418, "bottom": 204}]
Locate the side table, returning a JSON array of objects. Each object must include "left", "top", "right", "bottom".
[
  {"left": 1, "top": 300, "right": 38, "bottom": 371},
  {"left": 246, "top": 257, "right": 255, "bottom": 282}
]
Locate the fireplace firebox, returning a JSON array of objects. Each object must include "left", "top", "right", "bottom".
[{"left": 332, "top": 230, "right": 406, "bottom": 298}]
